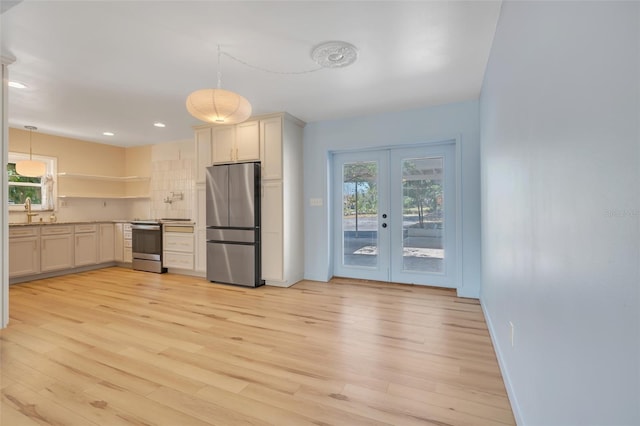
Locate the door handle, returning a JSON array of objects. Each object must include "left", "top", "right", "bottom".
[{"left": 382, "top": 223, "right": 387, "bottom": 228}]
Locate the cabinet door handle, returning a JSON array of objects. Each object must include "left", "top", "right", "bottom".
[
  {"left": 33, "top": 241, "right": 37, "bottom": 251},
  {"left": 236, "top": 147, "right": 239, "bottom": 159},
  {"left": 230, "top": 148, "right": 233, "bottom": 160}
]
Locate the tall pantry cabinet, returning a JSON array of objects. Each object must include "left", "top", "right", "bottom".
[{"left": 194, "top": 112, "right": 304, "bottom": 287}]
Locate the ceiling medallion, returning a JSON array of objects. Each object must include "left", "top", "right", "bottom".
[{"left": 311, "top": 41, "right": 358, "bottom": 68}]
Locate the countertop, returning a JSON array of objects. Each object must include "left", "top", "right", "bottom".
[
  {"left": 10, "top": 219, "right": 196, "bottom": 227},
  {"left": 10, "top": 220, "right": 131, "bottom": 227}
]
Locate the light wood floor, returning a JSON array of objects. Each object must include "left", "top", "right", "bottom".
[{"left": 1, "top": 267, "right": 514, "bottom": 425}]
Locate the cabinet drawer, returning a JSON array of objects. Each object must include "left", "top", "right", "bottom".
[
  {"left": 163, "top": 251, "right": 194, "bottom": 269},
  {"left": 123, "top": 223, "right": 132, "bottom": 232},
  {"left": 123, "top": 231, "right": 132, "bottom": 240},
  {"left": 164, "top": 234, "right": 194, "bottom": 252},
  {"left": 41, "top": 225, "right": 73, "bottom": 235},
  {"left": 124, "top": 239, "right": 132, "bottom": 248},
  {"left": 164, "top": 225, "right": 194, "bottom": 233},
  {"left": 75, "top": 224, "right": 97, "bottom": 233},
  {"left": 9, "top": 227, "right": 39, "bottom": 238},
  {"left": 124, "top": 247, "right": 132, "bottom": 263}
]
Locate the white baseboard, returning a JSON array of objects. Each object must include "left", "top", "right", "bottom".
[{"left": 481, "top": 298, "right": 525, "bottom": 426}]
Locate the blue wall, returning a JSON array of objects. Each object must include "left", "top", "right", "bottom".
[
  {"left": 480, "top": 1, "right": 640, "bottom": 424},
  {"left": 303, "top": 100, "right": 482, "bottom": 298}
]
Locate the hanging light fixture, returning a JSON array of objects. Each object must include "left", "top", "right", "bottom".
[
  {"left": 16, "top": 126, "right": 46, "bottom": 177},
  {"left": 186, "top": 45, "right": 252, "bottom": 125}
]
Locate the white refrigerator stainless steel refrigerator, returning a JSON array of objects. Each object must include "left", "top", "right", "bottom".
[{"left": 206, "top": 162, "right": 264, "bottom": 287}]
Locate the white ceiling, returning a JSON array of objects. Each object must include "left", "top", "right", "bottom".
[{"left": 1, "top": 1, "right": 502, "bottom": 147}]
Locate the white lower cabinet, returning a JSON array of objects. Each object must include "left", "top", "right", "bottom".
[
  {"left": 41, "top": 226, "right": 74, "bottom": 272},
  {"left": 195, "top": 184, "right": 206, "bottom": 273},
  {"left": 115, "top": 223, "right": 124, "bottom": 262},
  {"left": 262, "top": 181, "right": 284, "bottom": 282},
  {"left": 115, "top": 222, "right": 132, "bottom": 263},
  {"left": 195, "top": 229, "right": 206, "bottom": 272},
  {"left": 9, "top": 227, "right": 40, "bottom": 278},
  {"left": 9, "top": 222, "right": 123, "bottom": 281},
  {"left": 163, "top": 225, "right": 194, "bottom": 270},
  {"left": 74, "top": 224, "right": 98, "bottom": 267},
  {"left": 124, "top": 223, "right": 132, "bottom": 263},
  {"left": 99, "top": 223, "right": 115, "bottom": 262}
]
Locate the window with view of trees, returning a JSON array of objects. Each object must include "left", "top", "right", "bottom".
[
  {"left": 7, "top": 153, "right": 56, "bottom": 210},
  {"left": 8, "top": 162, "right": 43, "bottom": 205}
]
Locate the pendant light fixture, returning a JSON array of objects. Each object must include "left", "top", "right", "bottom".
[
  {"left": 16, "top": 126, "right": 46, "bottom": 177},
  {"left": 186, "top": 45, "right": 252, "bottom": 125}
]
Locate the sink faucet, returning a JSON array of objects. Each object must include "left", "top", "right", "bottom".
[{"left": 24, "top": 197, "right": 38, "bottom": 224}]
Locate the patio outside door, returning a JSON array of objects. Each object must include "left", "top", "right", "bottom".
[{"left": 333, "top": 144, "right": 456, "bottom": 287}]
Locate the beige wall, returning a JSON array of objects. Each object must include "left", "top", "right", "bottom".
[
  {"left": 124, "top": 144, "right": 152, "bottom": 198},
  {"left": 9, "top": 127, "right": 127, "bottom": 175},
  {"left": 8, "top": 127, "right": 154, "bottom": 223}
]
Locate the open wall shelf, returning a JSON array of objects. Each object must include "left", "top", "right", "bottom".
[{"left": 57, "top": 172, "right": 150, "bottom": 182}]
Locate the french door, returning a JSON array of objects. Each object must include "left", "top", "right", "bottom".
[{"left": 333, "top": 144, "right": 456, "bottom": 287}]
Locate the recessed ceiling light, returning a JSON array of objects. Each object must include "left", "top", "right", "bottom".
[
  {"left": 103, "top": 132, "right": 115, "bottom": 136},
  {"left": 153, "top": 122, "right": 166, "bottom": 128},
  {"left": 8, "top": 81, "right": 27, "bottom": 89}
]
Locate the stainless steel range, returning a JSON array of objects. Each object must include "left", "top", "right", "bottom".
[{"left": 131, "top": 220, "right": 167, "bottom": 273}]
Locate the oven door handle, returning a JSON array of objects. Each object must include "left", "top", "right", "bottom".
[{"left": 131, "top": 224, "right": 161, "bottom": 231}]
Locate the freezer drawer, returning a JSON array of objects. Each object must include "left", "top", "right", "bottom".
[
  {"left": 206, "top": 228, "right": 256, "bottom": 243},
  {"left": 206, "top": 241, "right": 262, "bottom": 287}
]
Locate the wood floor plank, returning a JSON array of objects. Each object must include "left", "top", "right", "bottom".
[
  {"left": 2, "top": 383, "right": 100, "bottom": 426},
  {"left": 387, "top": 382, "right": 515, "bottom": 424},
  {"left": 83, "top": 381, "right": 213, "bottom": 426},
  {"left": 1, "top": 267, "right": 515, "bottom": 425},
  {"left": 240, "top": 383, "right": 389, "bottom": 426},
  {"left": 36, "top": 381, "right": 154, "bottom": 426},
  {"left": 0, "top": 398, "right": 43, "bottom": 426},
  {"left": 44, "top": 347, "right": 161, "bottom": 396}
]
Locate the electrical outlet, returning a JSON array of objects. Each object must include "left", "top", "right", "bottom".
[
  {"left": 310, "top": 198, "right": 323, "bottom": 207},
  {"left": 509, "top": 321, "right": 515, "bottom": 347},
  {"left": 60, "top": 200, "right": 68, "bottom": 207}
]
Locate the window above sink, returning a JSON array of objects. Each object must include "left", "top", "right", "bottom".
[{"left": 7, "top": 152, "right": 57, "bottom": 211}]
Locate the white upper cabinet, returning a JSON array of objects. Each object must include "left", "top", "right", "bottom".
[
  {"left": 260, "top": 117, "right": 283, "bottom": 180},
  {"left": 194, "top": 120, "right": 259, "bottom": 183},
  {"left": 235, "top": 121, "right": 260, "bottom": 162},
  {"left": 211, "top": 121, "right": 260, "bottom": 164},
  {"left": 212, "top": 126, "right": 236, "bottom": 164}
]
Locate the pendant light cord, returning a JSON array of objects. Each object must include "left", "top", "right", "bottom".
[
  {"left": 24, "top": 125, "right": 37, "bottom": 160},
  {"left": 221, "top": 51, "right": 323, "bottom": 75},
  {"left": 217, "top": 45, "right": 222, "bottom": 89}
]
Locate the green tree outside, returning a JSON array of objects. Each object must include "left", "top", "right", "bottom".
[{"left": 7, "top": 163, "right": 42, "bottom": 204}]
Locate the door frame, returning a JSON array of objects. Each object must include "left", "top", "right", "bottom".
[{"left": 329, "top": 137, "right": 462, "bottom": 289}]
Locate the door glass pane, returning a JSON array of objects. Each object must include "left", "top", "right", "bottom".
[
  {"left": 342, "top": 161, "right": 378, "bottom": 267},
  {"left": 401, "top": 157, "right": 444, "bottom": 273}
]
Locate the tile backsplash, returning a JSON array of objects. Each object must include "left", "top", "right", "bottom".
[{"left": 150, "top": 159, "right": 194, "bottom": 220}]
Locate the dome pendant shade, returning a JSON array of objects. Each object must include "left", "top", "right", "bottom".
[
  {"left": 186, "top": 88, "right": 252, "bottom": 125},
  {"left": 16, "top": 160, "right": 46, "bottom": 177},
  {"left": 16, "top": 125, "right": 46, "bottom": 177}
]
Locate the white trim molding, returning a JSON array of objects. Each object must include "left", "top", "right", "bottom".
[{"left": 1, "top": 59, "right": 11, "bottom": 327}]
